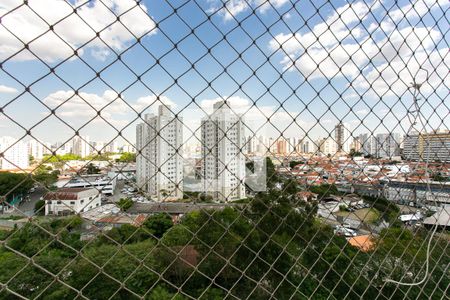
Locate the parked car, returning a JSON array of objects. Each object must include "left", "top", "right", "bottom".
[{"left": 334, "top": 226, "right": 357, "bottom": 237}]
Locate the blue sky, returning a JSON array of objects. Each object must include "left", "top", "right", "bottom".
[{"left": 0, "top": 0, "right": 448, "bottom": 146}]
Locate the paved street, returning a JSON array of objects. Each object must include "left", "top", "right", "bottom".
[{"left": 17, "top": 187, "right": 46, "bottom": 216}]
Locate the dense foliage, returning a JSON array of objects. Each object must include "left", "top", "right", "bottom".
[
  {"left": 83, "top": 163, "right": 101, "bottom": 175},
  {"left": 0, "top": 160, "right": 447, "bottom": 299},
  {"left": 117, "top": 152, "right": 136, "bottom": 163},
  {"left": 42, "top": 153, "right": 82, "bottom": 162},
  {"left": 0, "top": 172, "right": 33, "bottom": 202},
  {"left": 33, "top": 166, "right": 59, "bottom": 188},
  {"left": 117, "top": 198, "right": 134, "bottom": 211}
]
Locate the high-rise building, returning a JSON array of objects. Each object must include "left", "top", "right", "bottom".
[
  {"left": 201, "top": 101, "right": 246, "bottom": 202},
  {"left": 28, "top": 139, "right": 44, "bottom": 161},
  {"left": 376, "top": 133, "right": 401, "bottom": 158},
  {"left": 55, "top": 141, "right": 72, "bottom": 155},
  {"left": 350, "top": 136, "right": 362, "bottom": 152},
  {"left": 72, "top": 136, "right": 91, "bottom": 158},
  {"left": 0, "top": 137, "right": 29, "bottom": 170},
  {"left": 93, "top": 141, "right": 106, "bottom": 152},
  {"left": 335, "top": 122, "right": 352, "bottom": 153},
  {"left": 247, "top": 135, "right": 258, "bottom": 154},
  {"left": 122, "top": 142, "right": 136, "bottom": 153},
  {"left": 300, "top": 137, "right": 315, "bottom": 153},
  {"left": 318, "top": 137, "right": 338, "bottom": 156},
  {"left": 403, "top": 130, "right": 450, "bottom": 162},
  {"left": 287, "top": 137, "right": 300, "bottom": 154},
  {"left": 106, "top": 140, "right": 120, "bottom": 153},
  {"left": 269, "top": 137, "right": 277, "bottom": 154},
  {"left": 136, "top": 105, "right": 183, "bottom": 201},
  {"left": 276, "top": 137, "right": 287, "bottom": 155},
  {"left": 256, "top": 136, "right": 269, "bottom": 155},
  {"left": 359, "top": 133, "right": 377, "bottom": 156}
]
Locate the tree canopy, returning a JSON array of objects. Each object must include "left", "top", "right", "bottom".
[{"left": 0, "top": 174, "right": 447, "bottom": 299}]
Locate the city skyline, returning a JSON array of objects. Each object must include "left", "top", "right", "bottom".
[{"left": 2, "top": 124, "right": 450, "bottom": 171}]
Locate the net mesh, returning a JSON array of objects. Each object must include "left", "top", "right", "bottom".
[{"left": 0, "top": 0, "right": 449, "bottom": 299}]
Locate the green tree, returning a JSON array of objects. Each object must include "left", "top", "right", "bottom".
[
  {"left": 266, "top": 157, "right": 279, "bottom": 188},
  {"left": 431, "top": 172, "right": 449, "bottom": 182},
  {"left": 117, "top": 198, "right": 133, "bottom": 211},
  {"left": 117, "top": 152, "right": 136, "bottom": 163},
  {"left": 33, "top": 165, "right": 59, "bottom": 188},
  {"left": 349, "top": 149, "right": 364, "bottom": 157},
  {"left": 43, "top": 153, "right": 81, "bottom": 162},
  {"left": 34, "top": 199, "right": 45, "bottom": 215},
  {"left": 0, "top": 172, "right": 33, "bottom": 203},
  {"left": 84, "top": 163, "right": 100, "bottom": 174},
  {"left": 144, "top": 213, "right": 173, "bottom": 238},
  {"left": 289, "top": 160, "right": 304, "bottom": 168}
]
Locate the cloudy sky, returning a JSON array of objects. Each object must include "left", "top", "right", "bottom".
[{"left": 0, "top": 0, "right": 448, "bottom": 147}]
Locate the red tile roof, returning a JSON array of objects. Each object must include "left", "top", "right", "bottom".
[{"left": 43, "top": 188, "right": 93, "bottom": 201}]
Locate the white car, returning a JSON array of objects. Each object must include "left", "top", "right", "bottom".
[{"left": 334, "top": 227, "right": 357, "bottom": 237}]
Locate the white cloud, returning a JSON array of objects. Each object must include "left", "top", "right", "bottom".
[
  {"left": 183, "top": 96, "right": 311, "bottom": 137},
  {"left": 0, "top": 0, "right": 156, "bottom": 62},
  {"left": 356, "top": 109, "right": 368, "bottom": 115},
  {"left": 268, "top": 0, "right": 448, "bottom": 98},
  {"left": 132, "top": 95, "right": 177, "bottom": 113},
  {"left": 268, "top": 1, "right": 379, "bottom": 78},
  {"left": 209, "top": 0, "right": 290, "bottom": 21},
  {"left": 353, "top": 47, "right": 449, "bottom": 97},
  {"left": 42, "top": 89, "right": 181, "bottom": 130},
  {"left": 43, "top": 89, "right": 128, "bottom": 122},
  {"left": 388, "top": 0, "right": 449, "bottom": 23},
  {"left": 200, "top": 96, "right": 250, "bottom": 113},
  {"left": 0, "top": 85, "right": 18, "bottom": 94}
]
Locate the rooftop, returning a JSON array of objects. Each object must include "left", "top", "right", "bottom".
[{"left": 44, "top": 187, "right": 96, "bottom": 201}]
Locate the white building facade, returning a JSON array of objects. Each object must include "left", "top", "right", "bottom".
[
  {"left": 28, "top": 139, "right": 45, "bottom": 161},
  {"left": 44, "top": 187, "right": 101, "bottom": 216},
  {"left": 359, "top": 133, "right": 377, "bottom": 156},
  {"left": 403, "top": 130, "right": 450, "bottom": 162},
  {"left": 375, "top": 133, "right": 401, "bottom": 158},
  {"left": 201, "top": 101, "right": 246, "bottom": 202},
  {"left": 72, "top": 136, "right": 92, "bottom": 158},
  {"left": 0, "top": 136, "right": 29, "bottom": 170},
  {"left": 136, "top": 105, "right": 183, "bottom": 201},
  {"left": 318, "top": 137, "right": 338, "bottom": 156}
]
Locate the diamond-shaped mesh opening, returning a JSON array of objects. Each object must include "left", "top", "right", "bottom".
[{"left": 0, "top": 0, "right": 449, "bottom": 299}]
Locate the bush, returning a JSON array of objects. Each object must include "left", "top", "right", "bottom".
[
  {"left": 117, "top": 198, "right": 133, "bottom": 211},
  {"left": 34, "top": 200, "right": 45, "bottom": 215}
]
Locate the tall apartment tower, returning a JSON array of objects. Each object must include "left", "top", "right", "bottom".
[
  {"left": 136, "top": 105, "right": 183, "bottom": 201},
  {"left": 376, "top": 133, "right": 401, "bottom": 158},
  {"left": 335, "top": 122, "right": 352, "bottom": 153},
  {"left": 247, "top": 135, "right": 258, "bottom": 154},
  {"left": 318, "top": 137, "right": 338, "bottom": 156},
  {"left": 0, "top": 137, "right": 29, "bottom": 170},
  {"left": 28, "top": 139, "right": 44, "bottom": 160},
  {"left": 201, "top": 101, "right": 246, "bottom": 202},
  {"left": 72, "top": 136, "right": 91, "bottom": 158},
  {"left": 359, "top": 133, "right": 377, "bottom": 156}
]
